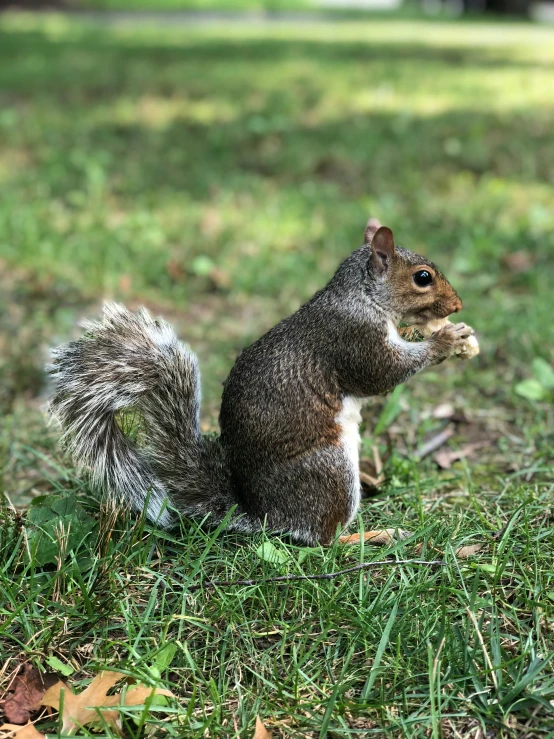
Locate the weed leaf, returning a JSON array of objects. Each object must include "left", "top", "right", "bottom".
[
  {"left": 255, "top": 541, "right": 289, "bottom": 565},
  {"left": 44, "top": 658, "right": 74, "bottom": 678},
  {"left": 532, "top": 358, "right": 554, "bottom": 389},
  {"left": 515, "top": 379, "right": 546, "bottom": 402}
]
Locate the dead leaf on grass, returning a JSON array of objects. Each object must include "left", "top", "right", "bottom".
[
  {"left": 432, "top": 403, "right": 455, "bottom": 420},
  {"left": 40, "top": 671, "right": 174, "bottom": 735},
  {"left": 433, "top": 441, "right": 490, "bottom": 469},
  {"left": 503, "top": 250, "right": 534, "bottom": 274},
  {"left": 1, "top": 665, "right": 59, "bottom": 724},
  {"left": 253, "top": 716, "right": 272, "bottom": 738},
  {"left": 0, "top": 723, "right": 45, "bottom": 738},
  {"left": 339, "top": 528, "right": 411, "bottom": 546},
  {"left": 456, "top": 544, "right": 482, "bottom": 558}
]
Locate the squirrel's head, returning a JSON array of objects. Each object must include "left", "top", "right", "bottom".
[{"left": 364, "top": 219, "right": 462, "bottom": 325}]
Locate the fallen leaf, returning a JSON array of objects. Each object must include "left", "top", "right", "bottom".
[
  {"left": 1, "top": 665, "right": 59, "bottom": 724},
  {"left": 432, "top": 402, "right": 455, "bottom": 420},
  {"left": 339, "top": 528, "right": 411, "bottom": 546},
  {"left": 253, "top": 716, "right": 272, "bottom": 738},
  {"left": 433, "top": 441, "right": 489, "bottom": 469},
  {"left": 116, "top": 684, "right": 175, "bottom": 708},
  {"left": 40, "top": 671, "right": 174, "bottom": 735},
  {"left": 0, "top": 723, "right": 45, "bottom": 738},
  {"left": 503, "top": 250, "right": 533, "bottom": 274},
  {"left": 456, "top": 544, "right": 482, "bottom": 558}
]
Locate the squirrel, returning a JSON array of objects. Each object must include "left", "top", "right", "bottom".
[{"left": 48, "top": 220, "right": 473, "bottom": 547}]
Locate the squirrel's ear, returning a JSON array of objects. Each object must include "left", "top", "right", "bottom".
[
  {"left": 370, "top": 226, "right": 395, "bottom": 276},
  {"left": 364, "top": 217, "right": 382, "bottom": 244}
]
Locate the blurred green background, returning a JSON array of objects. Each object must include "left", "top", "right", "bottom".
[{"left": 1, "top": 11, "right": 553, "bottom": 498}]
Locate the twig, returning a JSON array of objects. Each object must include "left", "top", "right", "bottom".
[
  {"left": 372, "top": 444, "right": 384, "bottom": 482},
  {"left": 185, "top": 559, "right": 447, "bottom": 591},
  {"left": 360, "top": 471, "right": 380, "bottom": 487},
  {"left": 414, "top": 426, "right": 454, "bottom": 460}
]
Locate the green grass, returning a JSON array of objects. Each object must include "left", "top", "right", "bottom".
[{"left": 1, "top": 12, "right": 554, "bottom": 737}]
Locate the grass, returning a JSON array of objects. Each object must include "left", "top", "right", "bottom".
[{"left": 1, "top": 11, "right": 554, "bottom": 738}]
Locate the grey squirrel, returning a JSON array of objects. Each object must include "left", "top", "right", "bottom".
[{"left": 49, "top": 220, "right": 473, "bottom": 546}]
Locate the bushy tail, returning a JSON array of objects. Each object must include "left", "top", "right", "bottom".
[{"left": 48, "top": 303, "right": 233, "bottom": 528}]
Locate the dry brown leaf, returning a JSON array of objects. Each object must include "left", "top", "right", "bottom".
[
  {"left": 253, "top": 716, "right": 272, "bottom": 738},
  {"left": 1, "top": 665, "right": 59, "bottom": 724},
  {"left": 432, "top": 403, "right": 455, "bottom": 420},
  {"left": 40, "top": 671, "right": 174, "bottom": 735},
  {"left": 0, "top": 723, "right": 45, "bottom": 738},
  {"left": 117, "top": 684, "right": 174, "bottom": 707},
  {"left": 456, "top": 544, "right": 482, "bottom": 558},
  {"left": 503, "top": 250, "right": 534, "bottom": 274},
  {"left": 433, "top": 441, "right": 489, "bottom": 469},
  {"left": 339, "top": 528, "right": 411, "bottom": 546}
]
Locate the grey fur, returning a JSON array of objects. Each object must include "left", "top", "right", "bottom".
[{"left": 48, "top": 232, "right": 468, "bottom": 545}]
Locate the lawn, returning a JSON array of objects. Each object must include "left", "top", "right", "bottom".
[{"left": 1, "top": 11, "right": 554, "bottom": 738}]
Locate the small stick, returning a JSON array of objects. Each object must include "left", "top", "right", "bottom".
[
  {"left": 360, "top": 471, "right": 379, "bottom": 487},
  {"left": 414, "top": 426, "right": 454, "bottom": 460},
  {"left": 185, "top": 559, "right": 446, "bottom": 591},
  {"left": 372, "top": 444, "right": 383, "bottom": 477}
]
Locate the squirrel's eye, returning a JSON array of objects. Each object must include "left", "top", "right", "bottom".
[{"left": 413, "top": 270, "right": 433, "bottom": 287}]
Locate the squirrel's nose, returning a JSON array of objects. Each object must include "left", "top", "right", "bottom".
[{"left": 451, "top": 296, "right": 462, "bottom": 313}]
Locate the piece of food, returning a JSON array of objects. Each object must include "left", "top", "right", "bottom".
[
  {"left": 418, "top": 317, "right": 449, "bottom": 338},
  {"left": 420, "top": 318, "right": 480, "bottom": 360}
]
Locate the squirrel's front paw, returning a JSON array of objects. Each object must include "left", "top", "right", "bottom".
[{"left": 429, "top": 322, "right": 474, "bottom": 361}]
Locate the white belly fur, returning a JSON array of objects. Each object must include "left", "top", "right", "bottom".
[{"left": 336, "top": 395, "right": 364, "bottom": 525}]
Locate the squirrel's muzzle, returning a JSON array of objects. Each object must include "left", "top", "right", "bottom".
[{"left": 450, "top": 295, "right": 462, "bottom": 313}]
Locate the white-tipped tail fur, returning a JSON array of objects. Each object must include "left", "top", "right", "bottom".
[{"left": 48, "top": 303, "right": 203, "bottom": 527}]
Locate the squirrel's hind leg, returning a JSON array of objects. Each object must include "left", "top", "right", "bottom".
[{"left": 238, "top": 444, "right": 361, "bottom": 547}]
